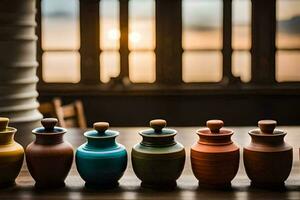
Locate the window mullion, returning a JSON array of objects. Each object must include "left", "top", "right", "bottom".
[
  {"left": 222, "top": 0, "right": 235, "bottom": 83},
  {"left": 36, "top": 0, "right": 44, "bottom": 85},
  {"left": 119, "top": 0, "right": 129, "bottom": 80},
  {"left": 79, "top": 0, "right": 100, "bottom": 84},
  {"left": 156, "top": 0, "right": 182, "bottom": 84},
  {"left": 251, "top": 0, "right": 276, "bottom": 84}
]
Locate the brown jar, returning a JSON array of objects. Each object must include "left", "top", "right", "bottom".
[
  {"left": 243, "top": 120, "right": 293, "bottom": 188},
  {"left": 25, "top": 118, "right": 73, "bottom": 188},
  {"left": 191, "top": 120, "right": 240, "bottom": 188}
]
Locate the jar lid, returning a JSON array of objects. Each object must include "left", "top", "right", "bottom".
[
  {"left": 84, "top": 122, "right": 119, "bottom": 138},
  {"left": 0, "top": 117, "right": 16, "bottom": 133},
  {"left": 139, "top": 119, "right": 176, "bottom": 137},
  {"left": 249, "top": 120, "right": 285, "bottom": 135},
  {"left": 197, "top": 119, "right": 233, "bottom": 135},
  {"left": 32, "top": 118, "right": 66, "bottom": 135}
]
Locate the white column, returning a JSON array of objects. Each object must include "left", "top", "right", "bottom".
[{"left": 0, "top": 0, "right": 42, "bottom": 143}]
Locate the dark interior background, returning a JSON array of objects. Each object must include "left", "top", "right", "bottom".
[{"left": 37, "top": 0, "right": 300, "bottom": 127}]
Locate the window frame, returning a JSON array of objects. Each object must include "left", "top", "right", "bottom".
[
  {"left": 36, "top": 0, "right": 300, "bottom": 94},
  {"left": 275, "top": 0, "right": 300, "bottom": 83}
]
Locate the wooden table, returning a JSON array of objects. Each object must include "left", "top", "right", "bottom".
[{"left": 1, "top": 127, "right": 300, "bottom": 200}]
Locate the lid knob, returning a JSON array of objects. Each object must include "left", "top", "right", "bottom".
[
  {"left": 94, "top": 122, "right": 109, "bottom": 133},
  {"left": 41, "top": 118, "right": 58, "bottom": 131},
  {"left": 258, "top": 120, "right": 277, "bottom": 134},
  {"left": 0, "top": 117, "right": 9, "bottom": 132},
  {"left": 150, "top": 119, "right": 166, "bottom": 132},
  {"left": 207, "top": 119, "right": 224, "bottom": 133}
]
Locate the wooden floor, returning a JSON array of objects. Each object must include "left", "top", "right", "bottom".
[{"left": 2, "top": 127, "right": 300, "bottom": 200}]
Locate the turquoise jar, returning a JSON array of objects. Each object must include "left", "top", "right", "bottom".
[{"left": 76, "top": 122, "right": 127, "bottom": 188}]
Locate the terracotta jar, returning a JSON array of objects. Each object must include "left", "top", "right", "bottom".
[
  {"left": 191, "top": 120, "right": 240, "bottom": 188},
  {"left": 132, "top": 119, "right": 185, "bottom": 189},
  {"left": 25, "top": 118, "right": 73, "bottom": 188},
  {"left": 243, "top": 120, "right": 293, "bottom": 188},
  {"left": 0, "top": 117, "right": 24, "bottom": 187},
  {"left": 76, "top": 122, "right": 127, "bottom": 188}
]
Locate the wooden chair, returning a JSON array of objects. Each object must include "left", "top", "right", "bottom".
[
  {"left": 39, "top": 98, "right": 87, "bottom": 128},
  {"left": 38, "top": 101, "right": 57, "bottom": 119}
]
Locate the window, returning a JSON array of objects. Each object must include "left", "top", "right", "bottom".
[
  {"left": 99, "top": 0, "right": 120, "bottom": 83},
  {"left": 276, "top": 0, "right": 300, "bottom": 82},
  {"left": 129, "top": 0, "right": 156, "bottom": 83},
  {"left": 182, "top": 0, "right": 252, "bottom": 83},
  {"left": 182, "top": 0, "right": 223, "bottom": 82},
  {"left": 232, "top": 0, "right": 251, "bottom": 82},
  {"left": 41, "top": 0, "right": 80, "bottom": 83},
  {"left": 37, "top": 0, "right": 300, "bottom": 88}
]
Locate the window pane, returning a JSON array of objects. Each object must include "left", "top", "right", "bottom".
[
  {"left": 129, "top": 52, "right": 155, "bottom": 83},
  {"left": 276, "top": 0, "right": 300, "bottom": 48},
  {"left": 182, "top": 51, "right": 222, "bottom": 82},
  {"left": 100, "top": 51, "right": 120, "bottom": 83},
  {"left": 233, "top": 0, "right": 251, "bottom": 49},
  {"left": 232, "top": 51, "right": 251, "bottom": 82},
  {"left": 182, "top": 0, "right": 222, "bottom": 50},
  {"left": 42, "top": 0, "right": 79, "bottom": 50},
  {"left": 129, "top": 0, "right": 155, "bottom": 50},
  {"left": 43, "top": 52, "right": 80, "bottom": 83},
  {"left": 100, "top": 0, "right": 120, "bottom": 50},
  {"left": 276, "top": 51, "right": 300, "bottom": 82}
]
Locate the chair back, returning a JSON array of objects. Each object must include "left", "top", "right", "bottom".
[{"left": 39, "top": 98, "right": 87, "bottom": 128}]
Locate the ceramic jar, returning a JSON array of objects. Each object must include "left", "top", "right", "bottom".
[
  {"left": 191, "top": 120, "right": 239, "bottom": 188},
  {"left": 243, "top": 120, "right": 293, "bottom": 188},
  {"left": 76, "top": 122, "right": 127, "bottom": 188},
  {"left": 132, "top": 119, "right": 185, "bottom": 189},
  {"left": 0, "top": 117, "right": 24, "bottom": 187},
  {"left": 25, "top": 118, "right": 74, "bottom": 188}
]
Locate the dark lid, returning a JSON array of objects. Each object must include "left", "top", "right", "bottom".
[
  {"left": 84, "top": 122, "right": 119, "bottom": 138},
  {"left": 197, "top": 119, "right": 233, "bottom": 136},
  {"left": 32, "top": 118, "right": 66, "bottom": 135},
  {"left": 0, "top": 117, "right": 16, "bottom": 133},
  {"left": 139, "top": 119, "right": 177, "bottom": 137},
  {"left": 249, "top": 120, "right": 285, "bottom": 136}
]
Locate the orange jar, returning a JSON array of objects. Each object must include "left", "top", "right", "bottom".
[{"left": 191, "top": 120, "right": 240, "bottom": 188}]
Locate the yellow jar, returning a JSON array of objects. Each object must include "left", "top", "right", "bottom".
[{"left": 0, "top": 117, "right": 24, "bottom": 187}]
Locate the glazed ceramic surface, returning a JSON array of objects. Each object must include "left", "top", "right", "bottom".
[
  {"left": 25, "top": 118, "right": 73, "bottom": 188},
  {"left": 76, "top": 122, "right": 127, "bottom": 188},
  {"left": 243, "top": 120, "right": 293, "bottom": 188},
  {"left": 191, "top": 120, "right": 239, "bottom": 188},
  {"left": 132, "top": 119, "right": 185, "bottom": 189},
  {"left": 0, "top": 117, "right": 24, "bottom": 187}
]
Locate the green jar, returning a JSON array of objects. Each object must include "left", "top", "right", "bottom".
[{"left": 131, "top": 119, "right": 185, "bottom": 189}]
